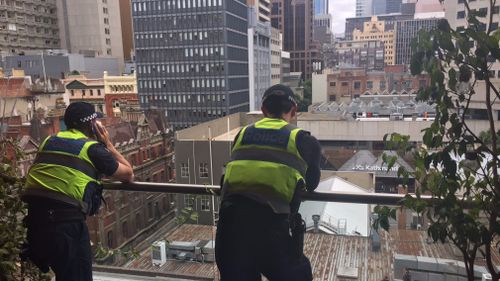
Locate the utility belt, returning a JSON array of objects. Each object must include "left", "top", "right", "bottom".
[
  {"left": 26, "top": 205, "right": 86, "bottom": 224},
  {"left": 22, "top": 187, "right": 89, "bottom": 221}
]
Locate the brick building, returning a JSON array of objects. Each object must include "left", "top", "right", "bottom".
[
  {"left": 323, "top": 66, "right": 429, "bottom": 103},
  {"left": 86, "top": 111, "right": 175, "bottom": 263}
]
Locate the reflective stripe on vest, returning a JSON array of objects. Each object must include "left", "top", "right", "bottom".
[
  {"left": 223, "top": 118, "right": 307, "bottom": 211},
  {"left": 25, "top": 129, "right": 99, "bottom": 202}
]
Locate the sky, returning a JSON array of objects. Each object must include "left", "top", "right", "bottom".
[{"left": 330, "top": 0, "right": 355, "bottom": 35}]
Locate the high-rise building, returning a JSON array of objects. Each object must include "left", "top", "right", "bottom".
[
  {"left": 356, "top": 0, "right": 372, "bottom": 17},
  {"left": 372, "top": 0, "right": 402, "bottom": 15},
  {"left": 0, "top": 0, "right": 60, "bottom": 56},
  {"left": 56, "top": 0, "right": 124, "bottom": 63},
  {"left": 394, "top": 17, "right": 440, "bottom": 66},
  {"left": 247, "top": 0, "right": 271, "bottom": 22},
  {"left": 248, "top": 6, "right": 271, "bottom": 111},
  {"left": 345, "top": 14, "right": 413, "bottom": 40},
  {"left": 314, "top": 14, "right": 333, "bottom": 45},
  {"left": 270, "top": 27, "right": 282, "bottom": 85},
  {"left": 314, "top": 0, "right": 328, "bottom": 16},
  {"left": 271, "top": 0, "right": 318, "bottom": 80},
  {"left": 132, "top": 0, "right": 249, "bottom": 130},
  {"left": 444, "top": 0, "right": 500, "bottom": 117},
  {"left": 119, "top": 0, "right": 134, "bottom": 62},
  {"left": 353, "top": 16, "right": 395, "bottom": 65}
]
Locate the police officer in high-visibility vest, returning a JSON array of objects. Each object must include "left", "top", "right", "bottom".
[
  {"left": 22, "top": 102, "right": 134, "bottom": 281},
  {"left": 215, "top": 85, "right": 321, "bottom": 281}
]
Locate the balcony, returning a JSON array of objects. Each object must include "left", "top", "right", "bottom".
[{"left": 89, "top": 181, "right": 500, "bottom": 281}]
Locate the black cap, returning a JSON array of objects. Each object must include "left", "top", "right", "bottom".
[
  {"left": 64, "top": 102, "right": 102, "bottom": 128},
  {"left": 262, "top": 84, "right": 296, "bottom": 106}
]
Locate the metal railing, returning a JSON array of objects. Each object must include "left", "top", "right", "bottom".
[{"left": 104, "top": 181, "right": 440, "bottom": 206}]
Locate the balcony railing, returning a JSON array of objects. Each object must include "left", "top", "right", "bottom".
[
  {"left": 103, "top": 181, "right": 452, "bottom": 206},
  {"left": 96, "top": 182, "right": 492, "bottom": 281}
]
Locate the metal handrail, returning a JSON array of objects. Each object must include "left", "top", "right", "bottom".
[{"left": 103, "top": 181, "right": 439, "bottom": 206}]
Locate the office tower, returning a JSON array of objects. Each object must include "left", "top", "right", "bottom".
[
  {"left": 132, "top": 0, "right": 249, "bottom": 129},
  {"left": 270, "top": 27, "right": 282, "bottom": 85},
  {"left": 247, "top": 0, "right": 271, "bottom": 22},
  {"left": 356, "top": 0, "right": 372, "bottom": 17},
  {"left": 119, "top": 0, "right": 134, "bottom": 62},
  {"left": 372, "top": 0, "right": 403, "bottom": 15},
  {"left": 0, "top": 0, "right": 60, "bottom": 55},
  {"left": 248, "top": 4, "right": 271, "bottom": 111},
  {"left": 394, "top": 17, "right": 440, "bottom": 65},
  {"left": 271, "top": 0, "right": 318, "bottom": 80},
  {"left": 56, "top": 0, "right": 124, "bottom": 62},
  {"left": 314, "top": 0, "right": 328, "bottom": 16}
]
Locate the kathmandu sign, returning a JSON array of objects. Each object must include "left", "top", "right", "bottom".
[{"left": 352, "top": 164, "right": 400, "bottom": 172}]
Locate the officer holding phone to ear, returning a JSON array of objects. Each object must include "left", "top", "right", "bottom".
[{"left": 22, "top": 102, "right": 134, "bottom": 281}]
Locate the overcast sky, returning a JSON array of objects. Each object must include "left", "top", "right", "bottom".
[{"left": 330, "top": 0, "right": 355, "bottom": 35}]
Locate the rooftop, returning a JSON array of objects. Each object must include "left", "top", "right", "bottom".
[{"left": 124, "top": 224, "right": 500, "bottom": 281}]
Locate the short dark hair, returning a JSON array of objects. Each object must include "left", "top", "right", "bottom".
[
  {"left": 261, "top": 84, "right": 296, "bottom": 117},
  {"left": 262, "top": 95, "right": 295, "bottom": 117}
]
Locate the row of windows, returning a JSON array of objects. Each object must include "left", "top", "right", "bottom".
[
  {"left": 184, "top": 195, "right": 211, "bottom": 211},
  {"left": 138, "top": 62, "right": 224, "bottom": 75},
  {"left": 457, "top": 6, "right": 499, "bottom": 19},
  {"left": 140, "top": 93, "right": 226, "bottom": 104},
  {"left": 70, "top": 89, "right": 102, "bottom": 97},
  {"left": 134, "top": 14, "right": 224, "bottom": 32},
  {"left": 135, "top": 30, "right": 223, "bottom": 46},
  {"left": 180, "top": 163, "right": 209, "bottom": 178},
  {"left": 330, "top": 79, "right": 426, "bottom": 90},
  {"left": 139, "top": 78, "right": 226, "bottom": 90},
  {"left": 133, "top": 0, "right": 223, "bottom": 13}
]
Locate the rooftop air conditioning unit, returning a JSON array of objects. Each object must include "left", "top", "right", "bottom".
[
  {"left": 482, "top": 274, "right": 492, "bottom": 281},
  {"left": 152, "top": 240, "right": 167, "bottom": 267}
]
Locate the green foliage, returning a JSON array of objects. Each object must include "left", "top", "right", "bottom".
[
  {"left": 175, "top": 195, "right": 200, "bottom": 225},
  {"left": 0, "top": 140, "right": 51, "bottom": 281},
  {"left": 377, "top": 3, "right": 500, "bottom": 280},
  {"left": 295, "top": 80, "right": 312, "bottom": 112},
  {"left": 94, "top": 242, "right": 139, "bottom": 263}
]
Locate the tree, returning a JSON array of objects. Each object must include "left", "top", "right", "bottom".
[
  {"left": 0, "top": 139, "right": 51, "bottom": 280},
  {"left": 376, "top": 1, "right": 500, "bottom": 280},
  {"left": 295, "top": 80, "right": 312, "bottom": 112}
]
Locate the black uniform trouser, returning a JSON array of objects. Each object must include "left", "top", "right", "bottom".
[
  {"left": 215, "top": 196, "right": 312, "bottom": 281},
  {"left": 25, "top": 206, "right": 92, "bottom": 281}
]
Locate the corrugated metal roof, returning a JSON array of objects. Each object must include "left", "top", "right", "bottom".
[{"left": 125, "top": 225, "right": 500, "bottom": 281}]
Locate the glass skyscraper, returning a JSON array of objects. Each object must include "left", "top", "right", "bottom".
[{"left": 314, "top": 0, "right": 328, "bottom": 15}]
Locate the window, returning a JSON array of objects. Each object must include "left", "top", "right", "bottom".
[
  {"left": 329, "top": 81, "right": 336, "bottom": 87},
  {"left": 341, "top": 81, "right": 349, "bottom": 86},
  {"left": 70, "top": 90, "right": 74, "bottom": 96},
  {"left": 97, "top": 89, "right": 101, "bottom": 96},
  {"left": 457, "top": 11, "right": 465, "bottom": 19},
  {"left": 122, "top": 221, "right": 128, "bottom": 238},
  {"left": 200, "top": 196, "right": 210, "bottom": 211},
  {"left": 354, "top": 81, "right": 361, "bottom": 89},
  {"left": 184, "top": 195, "right": 195, "bottom": 209},
  {"left": 90, "top": 90, "right": 93, "bottom": 96},
  {"left": 107, "top": 231, "right": 114, "bottom": 248},
  {"left": 494, "top": 6, "right": 500, "bottom": 14},
  {"left": 82, "top": 90, "right": 86, "bottom": 96},
  {"left": 380, "top": 81, "right": 386, "bottom": 90},
  {"left": 367, "top": 81, "right": 373, "bottom": 89},
  {"left": 199, "top": 163, "right": 209, "bottom": 178},
  {"left": 181, "top": 163, "right": 189, "bottom": 177},
  {"left": 148, "top": 202, "right": 153, "bottom": 218}
]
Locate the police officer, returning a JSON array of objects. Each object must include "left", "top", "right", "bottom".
[
  {"left": 215, "top": 85, "right": 321, "bottom": 281},
  {"left": 22, "top": 102, "right": 134, "bottom": 281}
]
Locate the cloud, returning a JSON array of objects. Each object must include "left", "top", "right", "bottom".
[{"left": 330, "top": 0, "right": 355, "bottom": 35}]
